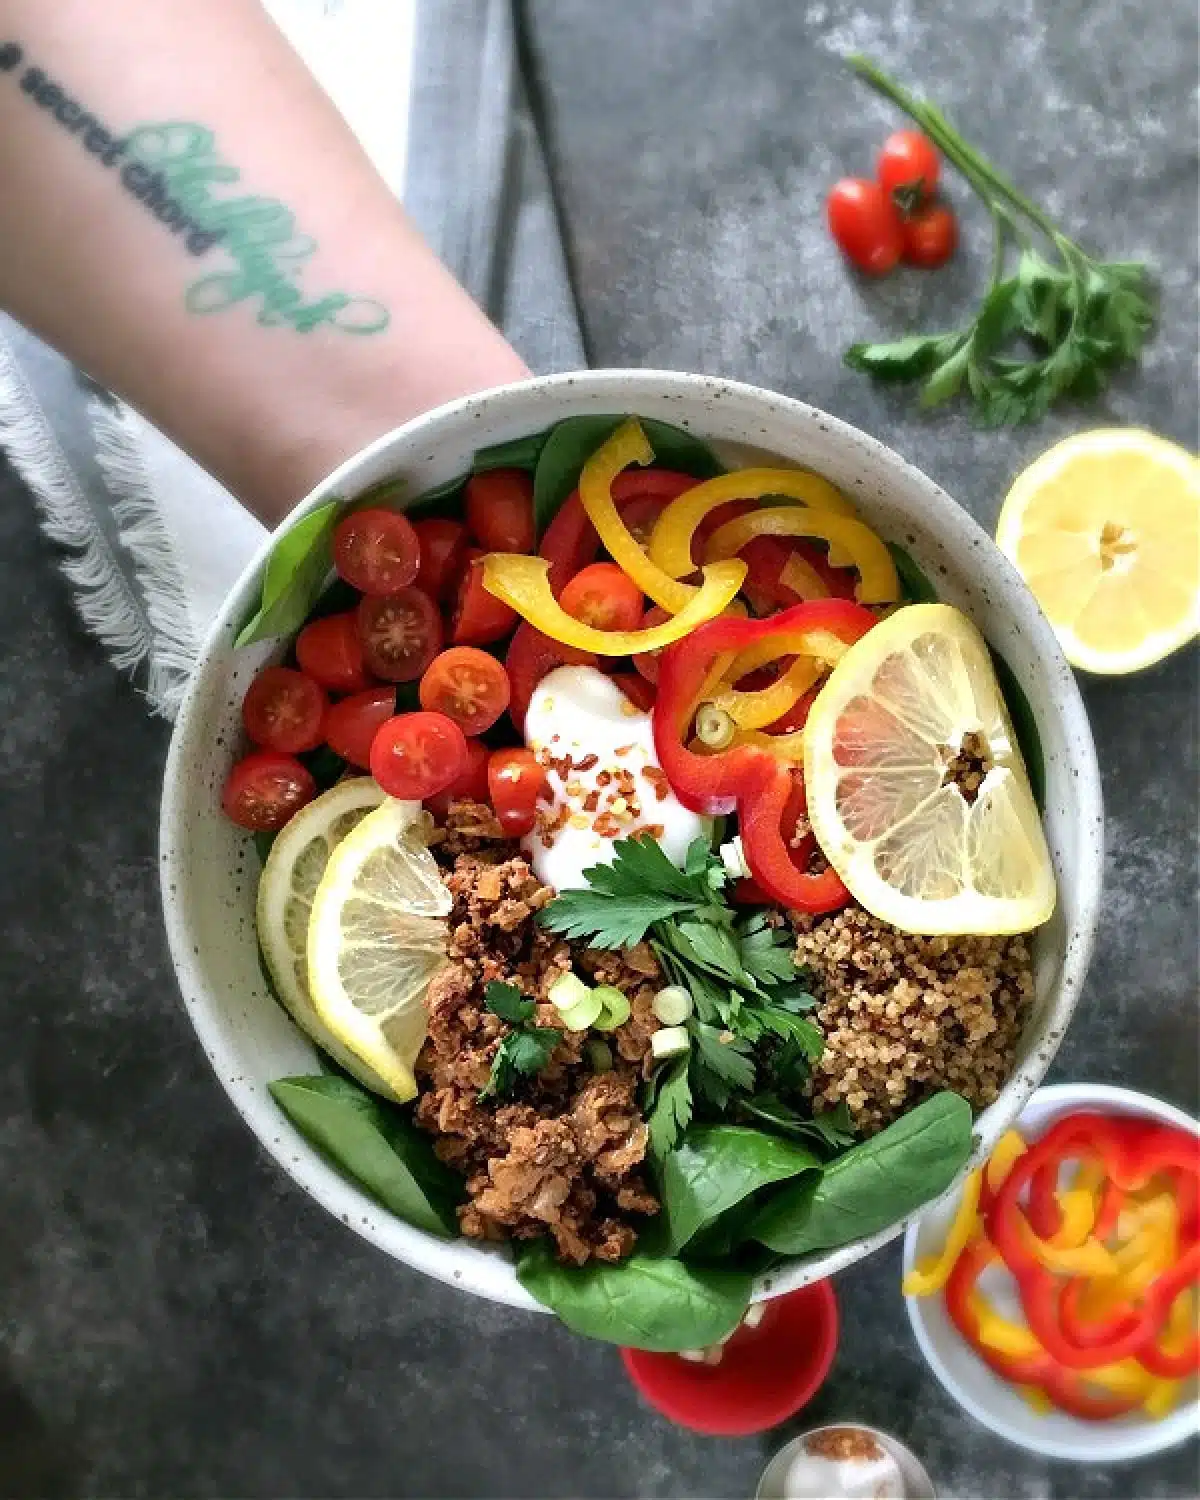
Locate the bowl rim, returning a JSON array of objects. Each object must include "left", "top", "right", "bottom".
[
  {"left": 160, "top": 367, "right": 1104, "bottom": 1313},
  {"left": 902, "top": 1082, "right": 1200, "bottom": 1463}
]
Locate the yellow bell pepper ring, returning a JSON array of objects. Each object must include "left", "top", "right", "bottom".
[
  {"left": 708, "top": 655, "right": 821, "bottom": 731},
  {"left": 985, "top": 1130, "right": 1027, "bottom": 1194},
  {"left": 577, "top": 419, "right": 697, "bottom": 614},
  {"left": 647, "top": 467, "right": 856, "bottom": 580},
  {"left": 903, "top": 1169, "right": 984, "bottom": 1297},
  {"left": 480, "top": 553, "right": 747, "bottom": 656},
  {"left": 704, "top": 507, "right": 900, "bottom": 606}
]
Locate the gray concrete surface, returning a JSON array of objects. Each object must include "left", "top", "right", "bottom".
[{"left": 1, "top": 0, "right": 1197, "bottom": 1494}]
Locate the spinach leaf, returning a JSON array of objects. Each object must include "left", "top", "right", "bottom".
[
  {"left": 515, "top": 1240, "right": 751, "bottom": 1352},
  {"left": 532, "top": 415, "right": 724, "bottom": 536},
  {"left": 990, "top": 647, "right": 1046, "bottom": 811},
  {"left": 887, "top": 543, "right": 940, "bottom": 604},
  {"left": 355, "top": 471, "right": 467, "bottom": 522},
  {"left": 235, "top": 500, "right": 340, "bottom": 647},
  {"left": 299, "top": 743, "right": 347, "bottom": 792},
  {"left": 253, "top": 831, "right": 276, "bottom": 866},
  {"left": 747, "top": 1091, "right": 973, "bottom": 1256},
  {"left": 661, "top": 1125, "right": 820, "bottom": 1253},
  {"left": 739, "top": 1095, "right": 857, "bottom": 1154},
  {"left": 472, "top": 432, "right": 548, "bottom": 474},
  {"left": 269, "top": 1075, "right": 463, "bottom": 1238}
]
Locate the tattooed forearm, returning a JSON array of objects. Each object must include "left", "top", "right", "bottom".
[{"left": 0, "top": 40, "right": 390, "bottom": 336}]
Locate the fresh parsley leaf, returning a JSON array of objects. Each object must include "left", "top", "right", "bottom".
[
  {"left": 483, "top": 981, "right": 534, "bottom": 1025},
  {"left": 749, "top": 1010, "right": 825, "bottom": 1057},
  {"left": 684, "top": 836, "right": 712, "bottom": 878},
  {"left": 844, "top": 332, "right": 958, "bottom": 383},
  {"left": 736, "top": 914, "right": 800, "bottom": 986},
  {"left": 648, "top": 1057, "right": 693, "bottom": 1160},
  {"left": 669, "top": 920, "right": 750, "bottom": 988},
  {"left": 480, "top": 1025, "right": 559, "bottom": 1101},
  {"left": 740, "top": 1095, "right": 858, "bottom": 1154},
  {"left": 541, "top": 892, "right": 699, "bottom": 949},
  {"left": 692, "top": 1023, "right": 756, "bottom": 1107}
]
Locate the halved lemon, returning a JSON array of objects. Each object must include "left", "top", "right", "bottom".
[
  {"left": 996, "top": 429, "right": 1199, "bottom": 674},
  {"left": 804, "top": 603, "right": 1056, "bottom": 936},
  {"left": 308, "top": 796, "right": 452, "bottom": 1102},
  {"left": 256, "top": 778, "right": 395, "bottom": 1096}
]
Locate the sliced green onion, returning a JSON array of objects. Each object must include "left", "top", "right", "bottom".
[
  {"left": 695, "top": 703, "right": 736, "bottom": 749},
  {"left": 650, "top": 1025, "right": 691, "bottom": 1060},
  {"left": 652, "top": 984, "right": 694, "bottom": 1026},
  {"left": 718, "top": 836, "right": 750, "bottom": 881},
  {"left": 559, "top": 990, "right": 604, "bottom": 1031},
  {"left": 586, "top": 1039, "right": 613, "bottom": 1073},
  {"left": 548, "top": 972, "right": 592, "bottom": 1014},
  {"left": 592, "top": 985, "right": 631, "bottom": 1031}
]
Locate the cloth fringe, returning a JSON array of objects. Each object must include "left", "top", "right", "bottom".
[
  {"left": 90, "top": 398, "right": 198, "bottom": 719},
  {"left": 0, "top": 334, "right": 159, "bottom": 684}
]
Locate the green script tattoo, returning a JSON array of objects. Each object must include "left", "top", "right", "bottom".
[{"left": 124, "top": 123, "right": 390, "bottom": 335}]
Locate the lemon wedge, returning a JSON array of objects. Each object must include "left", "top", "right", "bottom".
[
  {"left": 804, "top": 603, "right": 1055, "bottom": 936},
  {"left": 996, "top": 429, "right": 1199, "bottom": 674},
  {"left": 257, "top": 777, "right": 396, "bottom": 1096},
  {"left": 307, "top": 796, "right": 452, "bottom": 1102}
]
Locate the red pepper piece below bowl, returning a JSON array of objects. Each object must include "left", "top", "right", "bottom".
[{"left": 620, "top": 1281, "right": 839, "bottom": 1436}]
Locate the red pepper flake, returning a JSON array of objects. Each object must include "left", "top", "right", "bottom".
[
  {"left": 583, "top": 790, "right": 600, "bottom": 813},
  {"left": 615, "top": 744, "right": 635, "bottom": 757},
  {"left": 631, "top": 823, "right": 665, "bottom": 840},
  {"left": 642, "top": 767, "right": 670, "bottom": 802},
  {"left": 575, "top": 754, "right": 599, "bottom": 772},
  {"left": 596, "top": 771, "right": 612, "bottom": 788},
  {"left": 593, "top": 812, "right": 621, "bottom": 838}
]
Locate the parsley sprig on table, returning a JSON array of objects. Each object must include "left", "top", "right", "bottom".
[
  {"left": 844, "top": 56, "right": 1155, "bottom": 424},
  {"left": 540, "top": 835, "right": 837, "bottom": 1157},
  {"left": 478, "top": 982, "right": 560, "bottom": 1101}
]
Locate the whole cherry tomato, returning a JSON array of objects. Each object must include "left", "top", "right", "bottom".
[
  {"left": 877, "top": 129, "right": 941, "bottom": 210},
  {"left": 901, "top": 202, "right": 958, "bottom": 268},
  {"left": 826, "top": 178, "right": 903, "bottom": 275}
]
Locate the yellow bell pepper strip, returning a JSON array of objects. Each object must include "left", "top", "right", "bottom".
[
  {"left": 1018, "top": 1386, "right": 1055, "bottom": 1415},
  {"left": 704, "top": 506, "right": 900, "bottom": 605},
  {"left": 726, "top": 726, "right": 808, "bottom": 763},
  {"left": 708, "top": 656, "right": 822, "bottom": 731},
  {"left": 577, "top": 420, "right": 696, "bottom": 613},
  {"left": 480, "top": 553, "right": 746, "bottom": 656},
  {"left": 903, "top": 1169, "right": 984, "bottom": 1296},
  {"left": 1017, "top": 1218, "right": 1117, "bottom": 1278},
  {"left": 647, "top": 467, "right": 855, "bottom": 579},
  {"left": 985, "top": 1130, "right": 1027, "bottom": 1197},
  {"left": 725, "top": 629, "right": 851, "bottom": 682},
  {"left": 780, "top": 551, "right": 833, "bottom": 600}
]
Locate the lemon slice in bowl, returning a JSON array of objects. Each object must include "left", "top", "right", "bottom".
[
  {"left": 804, "top": 603, "right": 1055, "bottom": 936},
  {"left": 256, "top": 777, "right": 397, "bottom": 1097},
  {"left": 308, "top": 796, "right": 452, "bottom": 1102},
  {"left": 996, "top": 429, "right": 1199, "bottom": 675}
]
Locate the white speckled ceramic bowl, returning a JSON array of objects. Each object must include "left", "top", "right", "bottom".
[
  {"left": 160, "top": 370, "right": 1103, "bottom": 1313},
  {"left": 904, "top": 1084, "right": 1199, "bottom": 1463}
]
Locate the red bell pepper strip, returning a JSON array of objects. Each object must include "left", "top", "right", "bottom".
[{"left": 739, "top": 759, "right": 851, "bottom": 912}]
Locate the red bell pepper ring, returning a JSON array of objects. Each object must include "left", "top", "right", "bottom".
[{"left": 652, "top": 599, "right": 875, "bottom": 912}]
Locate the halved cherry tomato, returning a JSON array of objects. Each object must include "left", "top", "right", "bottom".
[
  {"left": 452, "top": 547, "right": 519, "bottom": 646},
  {"left": 295, "top": 612, "right": 370, "bottom": 694},
  {"left": 826, "top": 178, "right": 903, "bottom": 275},
  {"left": 242, "top": 666, "right": 327, "bottom": 753},
  {"left": 487, "top": 747, "right": 548, "bottom": 838},
  {"left": 901, "top": 202, "right": 958, "bottom": 269},
  {"left": 465, "top": 469, "right": 536, "bottom": 553},
  {"left": 221, "top": 750, "right": 316, "bottom": 830},
  {"left": 559, "top": 563, "right": 645, "bottom": 633},
  {"left": 369, "top": 711, "right": 468, "bottom": 800},
  {"left": 610, "top": 673, "right": 656, "bottom": 713},
  {"left": 877, "top": 129, "right": 941, "bottom": 209},
  {"left": 324, "top": 685, "right": 396, "bottom": 769},
  {"left": 425, "top": 737, "right": 491, "bottom": 820},
  {"left": 632, "top": 605, "right": 671, "bottom": 683},
  {"left": 357, "top": 588, "right": 443, "bottom": 682},
  {"left": 419, "top": 647, "right": 511, "bottom": 735},
  {"left": 333, "top": 508, "right": 420, "bottom": 595},
  {"left": 505, "top": 623, "right": 597, "bottom": 733},
  {"left": 413, "top": 518, "right": 468, "bottom": 602}
]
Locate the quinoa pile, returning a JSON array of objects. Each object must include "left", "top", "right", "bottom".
[{"left": 794, "top": 904, "right": 1034, "bottom": 1134}]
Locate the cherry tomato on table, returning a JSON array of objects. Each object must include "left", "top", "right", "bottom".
[
  {"left": 357, "top": 587, "right": 443, "bottom": 682},
  {"left": 488, "top": 747, "right": 549, "bottom": 838},
  {"left": 323, "top": 685, "right": 396, "bottom": 769},
  {"left": 242, "top": 665, "right": 327, "bottom": 753},
  {"left": 425, "top": 736, "right": 491, "bottom": 820},
  {"left": 412, "top": 518, "right": 468, "bottom": 602},
  {"left": 877, "top": 128, "right": 941, "bottom": 209},
  {"left": 295, "top": 612, "right": 371, "bottom": 694},
  {"left": 370, "top": 711, "right": 468, "bottom": 800},
  {"left": 465, "top": 468, "right": 536, "bottom": 554},
  {"left": 505, "top": 623, "right": 596, "bottom": 733},
  {"left": 559, "top": 563, "right": 645, "bottom": 632},
  {"left": 222, "top": 750, "right": 316, "bottom": 831},
  {"left": 826, "top": 178, "right": 903, "bottom": 275},
  {"left": 451, "top": 547, "right": 519, "bottom": 646},
  {"left": 419, "top": 647, "right": 511, "bottom": 736},
  {"left": 333, "top": 508, "right": 420, "bottom": 596},
  {"left": 901, "top": 202, "right": 958, "bottom": 268}
]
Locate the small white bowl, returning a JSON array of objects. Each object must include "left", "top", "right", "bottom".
[
  {"left": 160, "top": 370, "right": 1103, "bottom": 1313},
  {"left": 904, "top": 1082, "right": 1200, "bottom": 1463}
]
